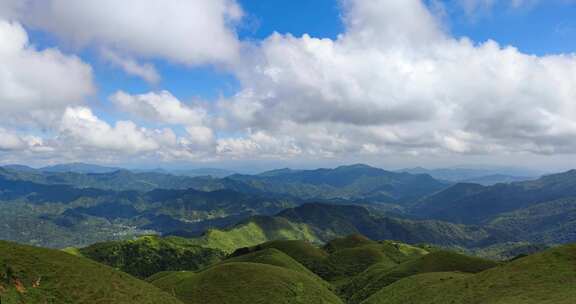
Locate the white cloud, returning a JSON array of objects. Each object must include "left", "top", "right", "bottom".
[
  {"left": 59, "top": 107, "right": 161, "bottom": 154},
  {"left": 0, "top": 128, "right": 27, "bottom": 151},
  {"left": 111, "top": 90, "right": 215, "bottom": 146},
  {"left": 216, "top": 131, "right": 302, "bottom": 159},
  {"left": 0, "top": 106, "right": 215, "bottom": 163},
  {"left": 0, "top": 128, "right": 50, "bottom": 152},
  {"left": 2, "top": 0, "right": 243, "bottom": 67},
  {"left": 111, "top": 91, "right": 209, "bottom": 126},
  {"left": 184, "top": 126, "right": 215, "bottom": 147},
  {"left": 217, "top": 0, "right": 576, "bottom": 159},
  {"left": 4, "top": 0, "right": 576, "bottom": 166},
  {"left": 101, "top": 49, "right": 160, "bottom": 84},
  {"left": 0, "top": 19, "right": 94, "bottom": 125}
]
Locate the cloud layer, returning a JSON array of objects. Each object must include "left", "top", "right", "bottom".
[
  {"left": 2, "top": 0, "right": 243, "bottom": 66},
  {"left": 219, "top": 0, "right": 576, "bottom": 159},
  {"left": 0, "top": 20, "right": 94, "bottom": 125},
  {"left": 2, "top": 0, "right": 576, "bottom": 166},
  {"left": 0, "top": 0, "right": 243, "bottom": 83}
]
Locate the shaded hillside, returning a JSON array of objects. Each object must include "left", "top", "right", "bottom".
[
  {"left": 0, "top": 173, "right": 109, "bottom": 203},
  {"left": 147, "top": 235, "right": 429, "bottom": 304},
  {"left": 40, "top": 233, "right": 576, "bottom": 304},
  {"left": 278, "top": 203, "right": 493, "bottom": 247},
  {"left": 0, "top": 175, "right": 299, "bottom": 248},
  {"left": 0, "top": 241, "right": 183, "bottom": 304},
  {"left": 74, "top": 235, "right": 226, "bottom": 278},
  {"left": 128, "top": 203, "right": 496, "bottom": 262},
  {"left": 186, "top": 216, "right": 322, "bottom": 253},
  {"left": 412, "top": 170, "right": 576, "bottom": 225},
  {"left": 227, "top": 164, "right": 447, "bottom": 203},
  {"left": 226, "top": 237, "right": 428, "bottom": 283},
  {"left": 486, "top": 197, "right": 576, "bottom": 244},
  {"left": 222, "top": 247, "right": 325, "bottom": 284},
  {"left": 149, "top": 263, "right": 343, "bottom": 304},
  {"left": 363, "top": 244, "right": 576, "bottom": 304},
  {"left": 158, "top": 203, "right": 498, "bottom": 257},
  {"left": 344, "top": 250, "right": 499, "bottom": 303}
]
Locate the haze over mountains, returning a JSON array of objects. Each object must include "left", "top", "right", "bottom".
[
  {"left": 0, "top": 162, "right": 570, "bottom": 251},
  {"left": 398, "top": 166, "right": 541, "bottom": 185},
  {"left": 3, "top": 163, "right": 236, "bottom": 178}
]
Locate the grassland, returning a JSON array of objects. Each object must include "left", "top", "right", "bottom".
[
  {"left": 362, "top": 244, "right": 576, "bottom": 304},
  {"left": 149, "top": 262, "right": 344, "bottom": 304},
  {"left": 0, "top": 240, "right": 183, "bottom": 304}
]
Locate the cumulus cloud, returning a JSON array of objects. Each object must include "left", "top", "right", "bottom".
[
  {"left": 1, "top": 0, "right": 243, "bottom": 67},
  {"left": 111, "top": 90, "right": 215, "bottom": 146},
  {"left": 111, "top": 91, "right": 207, "bottom": 125},
  {"left": 216, "top": 131, "right": 302, "bottom": 159},
  {"left": 1, "top": 106, "right": 214, "bottom": 163},
  {"left": 0, "top": 19, "right": 94, "bottom": 125},
  {"left": 59, "top": 107, "right": 161, "bottom": 153},
  {"left": 218, "top": 0, "right": 576, "bottom": 159},
  {"left": 0, "top": 128, "right": 27, "bottom": 151},
  {"left": 0, "top": 128, "right": 50, "bottom": 153},
  {"left": 101, "top": 49, "right": 160, "bottom": 84},
  {"left": 4, "top": 0, "right": 576, "bottom": 165}
]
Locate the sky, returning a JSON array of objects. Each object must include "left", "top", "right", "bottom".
[{"left": 1, "top": 0, "right": 576, "bottom": 171}]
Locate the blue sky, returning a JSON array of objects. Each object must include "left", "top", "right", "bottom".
[
  {"left": 74, "top": 0, "right": 576, "bottom": 122},
  {"left": 3, "top": 0, "right": 576, "bottom": 170},
  {"left": 28, "top": 0, "right": 576, "bottom": 114}
]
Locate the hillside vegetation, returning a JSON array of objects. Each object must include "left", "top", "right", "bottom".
[
  {"left": 413, "top": 170, "right": 576, "bottom": 225},
  {"left": 343, "top": 250, "right": 499, "bottom": 303},
  {"left": 228, "top": 164, "right": 447, "bottom": 203},
  {"left": 74, "top": 235, "right": 225, "bottom": 278},
  {"left": 4, "top": 163, "right": 576, "bottom": 252},
  {"left": 363, "top": 244, "right": 576, "bottom": 304},
  {"left": 1, "top": 233, "right": 574, "bottom": 304},
  {"left": 149, "top": 263, "right": 344, "bottom": 304},
  {"left": 0, "top": 240, "right": 183, "bottom": 304}
]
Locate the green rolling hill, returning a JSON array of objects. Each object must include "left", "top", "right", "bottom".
[
  {"left": 0, "top": 240, "right": 183, "bottom": 304},
  {"left": 222, "top": 247, "right": 326, "bottom": 284},
  {"left": 72, "top": 235, "right": 226, "bottom": 278},
  {"left": 362, "top": 244, "right": 576, "bottom": 304},
  {"left": 149, "top": 262, "right": 344, "bottom": 304},
  {"left": 343, "top": 250, "right": 499, "bottom": 303},
  {"left": 1, "top": 232, "right": 574, "bottom": 304}
]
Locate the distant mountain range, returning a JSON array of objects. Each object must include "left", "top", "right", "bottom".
[
  {"left": 411, "top": 170, "right": 576, "bottom": 224},
  {"left": 2, "top": 162, "right": 236, "bottom": 177},
  {"left": 0, "top": 162, "right": 575, "bottom": 254},
  {"left": 399, "top": 166, "right": 540, "bottom": 185},
  {"left": 227, "top": 164, "right": 448, "bottom": 203},
  {"left": 0, "top": 163, "right": 449, "bottom": 202},
  {"left": 1, "top": 162, "right": 576, "bottom": 303}
]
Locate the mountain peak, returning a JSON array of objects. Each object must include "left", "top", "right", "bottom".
[
  {"left": 336, "top": 164, "right": 378, "bottom": 170},
  {"left": 258, "top": 168, "right": 297, "bottom": 177}
]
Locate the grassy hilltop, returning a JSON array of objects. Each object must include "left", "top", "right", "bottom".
[
  {"left": 1, "top": 232, "right": 574, "bottom": 304},
  {"left": 0, "top": 240, "right": 182, "bottom": 304}
]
